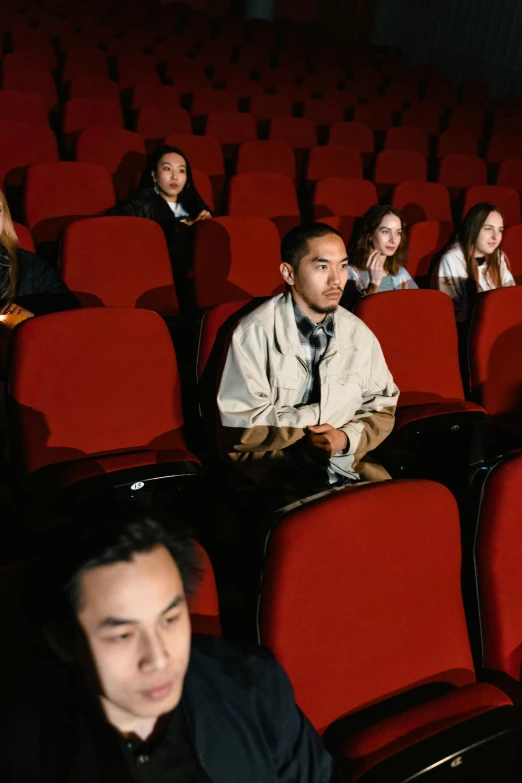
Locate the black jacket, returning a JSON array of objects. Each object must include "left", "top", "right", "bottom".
[
  {"left": 0, "top": 246, "right": 80, "bottom": 315},
  {"left": 1, "top": 635, "right": 341, "bottom": 782}
]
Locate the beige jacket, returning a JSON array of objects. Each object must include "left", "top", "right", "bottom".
[{"left": 217, "top": 292, "right": 399, "bottom": 482}]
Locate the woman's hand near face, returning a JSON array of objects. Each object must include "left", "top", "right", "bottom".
[{"left": 367, "top": 249, "right": 386, "bottom": 287}]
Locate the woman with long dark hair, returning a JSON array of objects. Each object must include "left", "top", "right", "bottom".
[
  {"left": 434, "top": 202, "right": 514, "bottom": 322},
  {"left": 342, "top": 205, "right": 417, "bottom": 306},
  {"left": 108, "top": 145, "right": 212, "bottom": 249}
]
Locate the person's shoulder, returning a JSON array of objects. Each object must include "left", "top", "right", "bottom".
[
  {"left": 190, "top": 635, "right": 281, "bottom": 689},
  {"left": 232, "top": 294, "right": 282, "bottom": 339},
  {"left": 439, "top": 242, "right": 465, "bottom": 268},
  {"left": 337, "top": 303, "right": 376, "bottom": 338},
  {"left": 16, "top": 247, "right": 47, "bottom": 274}
]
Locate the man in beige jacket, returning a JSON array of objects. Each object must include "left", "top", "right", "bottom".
[{"left": 217, "top": 223, "right": 399, "bottom": 495}]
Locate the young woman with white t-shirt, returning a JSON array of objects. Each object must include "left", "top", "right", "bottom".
[{"left": 434, "top": 202, "right": 515, "bottom": 322}]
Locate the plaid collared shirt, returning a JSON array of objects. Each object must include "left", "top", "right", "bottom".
[{"left": 293, "top": 301, "right": 335, "bottom": 405}]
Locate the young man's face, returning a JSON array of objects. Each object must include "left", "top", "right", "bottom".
[
  {"left": 281, "top": 233, "right": 349, "bottom": 321},
  {"left": 76, "top": 545, "right": 191, "bottom": 733}
]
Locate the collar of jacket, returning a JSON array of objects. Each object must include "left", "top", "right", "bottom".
[{"left": 274, "top": 290, "right": 357, "bottom": 356}]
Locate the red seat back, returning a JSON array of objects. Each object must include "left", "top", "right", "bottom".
[
  {"left": 259, "top": 480, "right": 474, "bottom": 732},
  {"left": 0, "top": 90, "right": 48, "bottom": 125},
  {"left": 193, "top": 217, "right": 284, "bottom": 309},
  {"left": 303, "top": 97, "right": 345, "bottom": 126},
  {"left": 69, "top": 77, "right": 121, "bottom": 104},
  {"left": 191, "top": 88, "right": 238, "bottom": 116},
  {"left": 269, "top": 116, "right": 317, "bottom": 149},
  {"left": 132, "top": 83, "right": 179, "bottom": 111},
  {"left": 393, "top": 181, "right": 452, "bottom": 224},
  {"left": 136, "top": 105, "right": 192, "bottom": 143},
  {"left": 437, "top": 131, "right": 478, "bottom": 158},
  {"left": 63, "top": 98, "right": 124, "bottom": 135},
  {"left": 469, "top": 287, "right": 522, "bottom": 415},
  {"left": 407, "top": 220, "right": 452, "bottom": 279},
  {"left": 463, "top": 186, "right": 521, "bottom": 227},
  {"left": 328, "top": 121, "right": 374, "bottom": 153},
  {"left": 401, "top": 104, "right": 441, "bottom": 135},
  {"left": 354, "top": 290, "right": 465, "bottom": 405},
  {"left": 0, "top": 121, "right": 58, "bottom": 186},
  {"left": 13, "top": 222, "right": 35, "bottom": 253},
  {"left": 61, "top": 217, "right": 179, "bottom": 315},
  {"left": 205, "top": 110, "right": 257, "bottom": 146},
  {"left": 438, "top": 154, "right": 487, "bottom": 189},
  {"left": 236, "top": 140, "right": 295, "bottom": 179},
  {"left": 313, "top": 176, "right": 377, "bottom": 218},
  {"left": 375, "top": 149, "right": 427, "bottom": 185},
  {"left": 497, "top": 160, "right": 522, "bottom": 192},
  {"left": 385, "top": 126, "right": 429, "bottom": 156},
  {"left": 9, "top": 308, "right": 185, "bottom": 477},
  {"left": 249, "top": 93, "right": 292, "bottom": 121},
  {"left": 3, "top": 69, "right": 58, "bottom": 110},
  {"left": 354, "top": 103, "right": 392, "bottom": 131},
  {"left": 197, "top": 299, "right": 253, "bottom": 380},
  {"left": 76, "top": 127, "right": 146, "bottom": 202},
  {"left": 501, "top": 224, "right": 522, "bottom": 283},
  {"left": 306, "top": 146, "right": 362, "bottom": 181},
  {"left": 487, "top": 135, "right": 522, "bottom": 164},
  {"left": 227, "top": 172, "right": 300, "bottom": 236},
  {"left": 164, "top": 134, "right": 225, "bottom": 176}
]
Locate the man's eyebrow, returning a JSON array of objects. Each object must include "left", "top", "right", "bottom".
[
  {"left": 98, "top": 594, "right": 185, "bottom": 629},
  {"left": 310, "top": 256, "right": 349, "bottom": 263}
]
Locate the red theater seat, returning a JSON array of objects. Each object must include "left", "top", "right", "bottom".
[
  {"left": 192, "top": 88, "right": 238, "bottom": 117},
  {"left": 249, "top": 94, "right": 292, "bottom": 121},
  {"left": 354, "top": 103, "right": 393, "bottom": 131},
  {"left": 63, "top": 49, "right": 109, "bottom": 81},
  {"left": 61, "top": 217, "right": 179, "bottom": 315},
  {"left": 497, "top": 159, "right": 522, "bottom": 192},
  {"left": 63, "top": 98, "right": 124, "bottom": 152},
  {"left": 306, "top": 146, "right": 363, "bottom": 181},
  {"left": 227, "top": 172, "right": 300, "bottom": 237},
  {"left": 225, "top": 77, "right": 264, "bottom": 101},
  {"left": 193, "top": 217, "right": 283, "bottom": 309},
  {"left": 236, "top": 141, "right": 296, "bottom": 179},
  {"left": 438, "top": 154, "right": 487, "bottom": 199},
  {"left": 3, "top": 69, "right": 58, "bottom": 111},
  {"left": 393, "top": 181, "right": 452, "bottom": 224},
  {"left": 269, "top": 116, "right": 317, "bottom": 150},
  {"left": 132, "top": 83, "right": 179, "bottom": 111},
  {"left": 463, "top": 186, "right": 521, "bottom": 227},
  {"left": 437, "top": 131, "right": 478, "bottom": 158},
  {"left": 136, "top": 105, "right": 192, "bottom": 154},
  {"left": 328, "top": 121, "right": 374, "bottom": 156},
  {"left": 13, "top": 222, "right": 35, "bottom": 253},
  {"left": 2, "top": 52, "right": 52, "bottom": 74},
  {"left": 24, "top": 162, "right": 116, "bottom": 248},
  {"left": 313, "top": 177, "right": 377, "bottom": 220},
  {"left": 76, "top": 127, "right": 147, "bottom": 202},
  {"left": 315, "top": 215, "right": 354, "bottom": 246},
  {"left": 0, "top": 121, "right": 58, "bottom": 187},
  {"left": 487, "top": 135, "right": 522, "bottom": 164},
  {"left": 0, "top": 90, "right": 48, "bottom": 125},
  {"left": 172, "top": 74, "right": 212, "bottom": 95},
  {"left": 501, "top": 224, "right": 522, "bottom": 283},
  {"left": 205, "top": 111, "right": 257, "bottom": 148},
  {"left": 384, "top": 126, "right": 429, "bottom": 156},
  {"left": 69, "top": 77, "right": 121, "bottom": 104},
  {"left": 303, "top": 97, "right": 345, "bottom": 126},
  {"left": 407, "top": 220, "right": 453, "bottom": 280},
  {"left": 258, "top": 480, "right": 518, "bottom": 780},
  {"left": 447, "top": 106, "right": 486, "bottom": 136},
  {"left": 401, "top": 104, "right": 441, "bottom": 135},
  {"left": 8, "top": 308, "right": 200, "bottom": 512},
  {"left": 375, "top": 150, "right": 427, "bottom": 193}
]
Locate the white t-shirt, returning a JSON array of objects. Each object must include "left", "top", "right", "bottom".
[{"left": 167, "top": 201, "right": 190, "bottom": 219}]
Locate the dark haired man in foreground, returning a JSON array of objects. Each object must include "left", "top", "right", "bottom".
[
  {"left": 1, "top": 506, "right": 341, "bottom": 782},
  {"left": 217, "top": 223, "right": 399, "bottom": 496}
]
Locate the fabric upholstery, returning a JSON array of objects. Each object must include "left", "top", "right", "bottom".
[
  {"left": 136, "top": 105, "right": 192, "bottom": 140},
  {"left": 329, "top": 122, "right": 374, "bottom": 153},
  {"left": 354, "top": 104, "right": 392, "bottom": 131},
  {"left": 0, "top": 121, "right": 58, "bottom": 186},
  {"left": 437, "top": 131, "right": 479, "bottom": 158},
  {"left": 76, "top": 127, "right": 146, "bottom": 202},
  {"left": 227, "top": 173, "right": 300, "bottom": 237},
  {"left": 189, "top": 542, "right": 221, "bottom": 637},
  {"left": 438, "top": 154, "right": 487, "bottom": 189},
  {"left": 307, "top": 146, "right": 362, "bottom": 181},
  {"left": 3, "top": 69, "right": 58, "bottom": 110},
  {"left": 407, "top": 220, "right": 452, "bottom": 278},
  {"left": 196, "top": 299, "right": 252, "bottom": 379},
  {"left": 313, "top": 176, "right": 377, "bottom": 218},
  {"left": 13, "top": 222, "right": 35, "bottom": 253},
  {"left": 205, "top": 110, "right": 256, "bottom": 146},
  {"left": 191, "top": 88, "right": 238, "bottom": 115},
  {"left": 269, "top": 116, "right": 317, "bottom": 149},
  {"left": 0, "top": 90, "right": 49, "bottom": 125},
  {"left": 236, "top": 140, "right": 296, "bottom": 179},
  {"left": 249, "top": 94, "right": 292, "bottom": 121},
  {"left": 385, "top": 126, "right": 429, "bottom": 156},
  {"left": 375, "top": 150, "right": 427, "bottom": 185},
  {"left": 392, "top": 181, "right": 452, "bottom": 223},
  {"left": 69, "top": 77, "right": 121, "bottom": 104},
  {"left": 401, "top": 105, "right": 441, "bottom": 134},
  {"left": 164, "top": 134, "right": 224, "bottom": 176}
]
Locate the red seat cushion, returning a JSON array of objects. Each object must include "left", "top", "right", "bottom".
[{"left": 395, "top": 398, "right": 485, "bottom": 430}]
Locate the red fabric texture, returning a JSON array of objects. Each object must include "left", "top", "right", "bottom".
[
  {"left": 259, "top": 480, "right": 475, "bottom": 733},
  {"left": 269, "top": 116, "right": 318, "bottom": 150},
  {"left": 395, "top": 399, "right": 484, "bottom": 430},
  {"left": 439, "top": 154, "right": 487, "bottom": 189},
  {"left": 345, "top": 682, "right": 511, "bottom": 781},
  {"left": 64, "top": 50, "right": 109, "bottom": 81},
  {"left": 69, "top": 77, "right": 121, "bottom": 104},
  {"left": 236, "top": 141, "right": 296, "bottom": 179},
  {"left": 228, "top": 172, "right": 300, "bottom": 223},
  {"left": 13, "top": 222, "right": 35, "bottom": 253},
  {"left": 501, "top": 225, "right": 522, "bottom": 282},
  {"left": 385, "top": 126, "right": 429, "bottom": 156},
  {"left": 9, "top": 308, "right": 189, "bottom": 477},
  {"left": 469, "top": 286, "right": 522, "bottom": 415},
  {"left": 226, "top": 77, "right": 264, "bottom": 99},
  {"left": 76, "top": 128, "right": 146, "bottom": 202},
  {"left": 0, "top": 121, "right": 58, "bottom": 185},
  {"left": 259, "top": 68, "right": 294, "bottom": 89},
  {"left": 497, "top": 159, "right": 522, "bottom": 191},
  {"left": 205, "top": 110, "right": 256, "bottom": 145},
  {"left": 316, "top": 216, "right": 354, "bottom": 246},
  {"left": 61, "top": 216, "right": 179, "bottom": 314},
  {"left": 407, "top": 220, "right": 453, "bottom": 278},
  {"left": 192, "top": 169, "right": 214, "bottom": 212},
  {"left": 164, "top": 134, "right": 224, "bottom": 176},
  {"left": 192, "top": 88, "right": 238, "bottom": 116},
  {"left": 303, "top": 98, "right": 345, "bottom": 126},
  {"left": 329, "top": 122, "right": 374, "bottom": 153},
  {"left": 313, "top": 176, "right": 378, "bottom": 218},
  {"left": 3, "top": 69, "right": 58, "bottom": 110},
  {"left": 354, "top": 104, "right": 392, "bottom": 131},
  {"left": 437, "top": 131, "right": 479, "bottom": 158},
  {"left": 136, "top": 105, "right": 192, "bottom": 140},
  {"left": 0, "top": 90, "right": 49, "bottom": 125},
  {"left": 24, "top": 162, "right": 115, "bottom": 243},
  {"left": 193, "top": 217, "right": 283, "bottom": 309},
  {"left": 401, "top": 105, "right": 441, "bottom": 135},
  {"left": 3, "top": 52, "right": 52, "bottom": 73},
  {"left": 447, "top": 107, "right": 485, "bottom": 136},
  {"left": 118, "top": 65, "right": 160, "bottom": 91},
  {"left": 197, "top": 299, "right": 251, "bottom": 378},
  {"left": 476, "top": 453, "right": 522, "bottom": 679},
  {"left": 172, "top": 74, "right": 212, "bottom": 95},
  {"left": 375, "top": 150, "right": 427, "bottom": 186},
  {"left": 306, "top": 146, "right": 363, "bottom": 181},
  {"left": 354, "top": 290, "right": 465, "bottom": 402},
  {"left": 132, "top": 83, "right": 179, "bottom": 111},
  {"left": 487, "top": 135, "right": 522, "bottom": 164},
  {"left": 464, "top": 185, "right": 521, "bottom": 227},
  {"left": 63, "top": 98, "right": 123, "bottom": 135},
  {"left": 393, "top": 181, "right": 452, "bottom": 223},
  {"left": 249, "top": 94, "right": 292, "bottom": 121}
]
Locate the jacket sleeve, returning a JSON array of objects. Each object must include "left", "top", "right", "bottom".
[
  {"left": 106, "top": 199, "right": 146, "bottom": 218},
  {"left": 217, "top": 326, "right": 320, "bottom": 454},
  {"left": 15, "top": 254, "right": 81, "bottom": 315},
  {"left": 338, "top": 335, "right": 399, "bottom": 461},
  {"left": 267, "top": 657, "right": 343, "bottom": 783}
]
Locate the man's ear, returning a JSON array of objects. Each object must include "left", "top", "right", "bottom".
[
  {"left": 280, "top": 261, "right": 295, "bottom": 286},
  {"left": 151, "top": 170, "right": 157, "bottom": 183}
]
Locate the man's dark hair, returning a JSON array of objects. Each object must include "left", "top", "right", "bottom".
[
  {"left": 35, "top": 503, "right": 202, "bottom": 645},
  {"left": 281, "top": 222, "right": 343, "bottom": 270}
]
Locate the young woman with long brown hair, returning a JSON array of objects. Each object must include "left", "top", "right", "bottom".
[
  {"left": 341, "top": 205, "right": 417, "bottom": 308},
  {"left": 434, "top": 202, "right": 515, "bottom": 322}
]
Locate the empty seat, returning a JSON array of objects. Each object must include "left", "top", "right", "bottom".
[
  {"left": 13, "top": 222, "right": 35, "bottom": 253},
  {"left": 353, "top": 103, "right": 392, "bottom": 131},
  {"left": 2, "top": 52, "right": 51, "bottom": 74},
  {"left": 259, "top": 480, "right": 518, "bottom": 779},
  {"left": 375, "top": 150, "right": 427, "bottom": 190},
  {"left": 225, "top": 76, "right": 264, "bottom": 101},
  {"left": 249, "top": 94, "right": 292, "bottom": 121},
  {"left": 8, "top": 308, "right": 200, "bottom": 511},
  {"left": 493, "top": 115, "right": 522, "bottom": 136},
  {"left": 276, "top": 83, "right": 312, "bottom": 105},
  {"left": 501, "top": 224, "right": 522, "bottom": 284},
  {"left": 304, "top": 70, "right": 346, "bottom": 95},
  {"left": 425, "top": 78, "right": 456, "bottom": 106},
  {"left": 63, "top": 49, "right": 109, "bottom": 81},
  {"left": 437, "top": 130, "right": 478, "bottom": 158},
  {"left": 461, "top": 80, "right": 491, "bottom": 106},
  {"left": 76, "top": 127, "right": 147, "bottom": 202},
  {"left": 393, "top": 181, "right": 452, "bottom": 224},
  {"left": 306, "top": 146, "right": 363, "bottom": 181},
  {"left": 191, "top": 88, "right": 238, "bottom": 116},
  {"left": 165, "top": 57, "right": 207, "bottom": 85},
  {"left": 302, "top": 97, "right": 345, "bottom": 126},
  {"left": 118, "top": 65, "right": 160, "bottom": 92},
  {"left": 447, "top": 106, "right": 486, "bottom": 136},
  {"left": 136, "top": 105, "right": 192, "bottom": 153},
  {"left": 61, "top": 217, "right": 179, "bottom": 315},
  {"left": 463, "top": 186, "right": 521, "bottom": 227},
  {"left": 132, "top": 83, "right": 179, "bottom": 111},
  {"left": 172, "top": 73, "right": 212, "bottom": 95},
  {"left": 257, "top": 68, "right": 294, "bottom": 90},
  {"left": 69, "top": 76, "right": 121, "bottom": 104},
  {"left": 469, "top": 286, "right": 522, "bottom": 421},
  {"left": 384, "top": 126, "right": 429, "bottom": 156},
  {"left": 236, "top": 141, "right": 295, "bottom": 179},
  {"left": 227, "top": 172, "right": 300, "bottom": 237},
  {"left": 192, "top": 217, "right": 284, "bottom": 309},
  {"left": 438, "top": 154, "right": 488, "bottom": 198},
  {"left": 0, "top": 90, "right": 48, "bottom": 125},
  {"left": 0, "top": 121, "right": 58, "bottom": 187},
  {"left": 24, "top": 162, "right": 116, "bottom": 248},
  {"left": 401, "top": 104, "right": 441, "bottom": 134},
  {"left": 313, "top": 177, "right": 378, "bottom": 224},
  {"left": 496, "top": 95, "right": 522, "bottom": 117},
  {"left": 497, "top": 160, "right": 522, "bottom": 192},
  {"left": 407, "top": 220, "right": 453, "bottom": 280},
  {"left": 205, "top": 110, "right": 257, "bottom": 147},
  {"left": 268, "top": 116, "right": 317, "bottom": 149},
  {"left": 328, "top": 121, "right": 374, "bottom": 155},
  {"left": 3, "top": 69, "right": 58, "bottom": 111},
  {"left": 488, "top": 135, "right": 522, "bottom": 164},
  {"left": 63, "top": 98, "right": 124, "bottom": 146}
]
